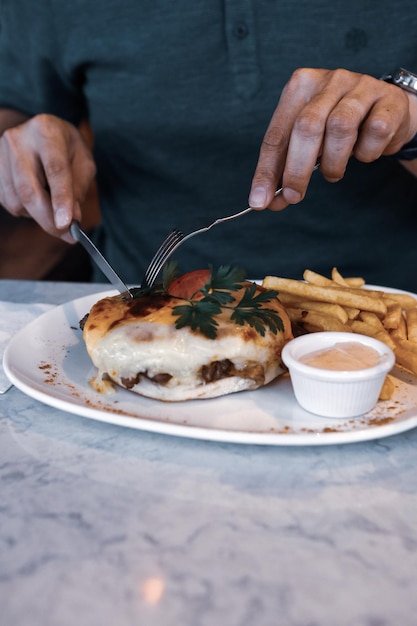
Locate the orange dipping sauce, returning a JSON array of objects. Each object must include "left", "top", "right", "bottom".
[{"left": 299, "top": 341, "right": 381, "bottom": 371}]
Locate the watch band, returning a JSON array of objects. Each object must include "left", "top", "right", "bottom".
[
  {"left": 380, "top": 68, "right": 417, "bottom": 160},
  {"left": 380, "top": 68, "right": 417, "bottom": 94}
]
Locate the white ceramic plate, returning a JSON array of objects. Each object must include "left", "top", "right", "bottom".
[{"left": 4, "top": 288, "right": 417, "bottom": 446}]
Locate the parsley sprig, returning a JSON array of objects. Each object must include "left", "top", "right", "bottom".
[
  {"left": 173, "top": 299, "right": 222, "bottom": 339},
  {"left": 230, "top": 282, "right": 285, "bottom": 337},
  {"left": 133, "top": 261, "right": 284, "bottom": 340}
]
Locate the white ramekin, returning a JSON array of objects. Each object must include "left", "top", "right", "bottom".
[{"left": 281, "top": 331, "right": 395, "bottom": 418}]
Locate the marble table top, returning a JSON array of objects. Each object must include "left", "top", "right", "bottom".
[{"left": 1, "top": 279, "right": 417, "bottom": 626}]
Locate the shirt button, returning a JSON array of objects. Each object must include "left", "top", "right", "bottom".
[{"left": 233, "top": 22, "right": 249, "bottom": 39}]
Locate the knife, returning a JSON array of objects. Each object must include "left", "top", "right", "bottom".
[{"left": 70, "top": 221, "right": 133, "bottom": 298}]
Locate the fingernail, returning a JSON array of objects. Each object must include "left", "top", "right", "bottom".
[
  {"left": 55, "top": 207, "right": 70, "bottom": 229},
  {"left": 283, "top": 188, "right": 301, "bottom": 204},
  {"left": 249, "top": 186, "right": 267, "bottom": 208}
]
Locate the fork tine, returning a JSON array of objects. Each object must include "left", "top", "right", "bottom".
[
  {"left": 144, "top": 229, "right": 181, "bottom": 280},
  {"left": 143, "top": 228, "right": 184, "bottom": 287},
  {"left": 145, "top": 229, "right": 183, "bottom": 280},
  {"left": 146, "top": 232, "right": 184, "bottom": 285},
  {"left": 143, "top": 229, "right": 181, "bottom": 282}
]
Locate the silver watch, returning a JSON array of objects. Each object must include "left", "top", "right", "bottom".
[{"left": 380, "top": 68, "right": 417, "bottom": 95}]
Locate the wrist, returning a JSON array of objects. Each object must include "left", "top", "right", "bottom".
[
  {"left": 381, "top": 68, "right": 417, "bottom": 160},
  {"left": 390, "top": 132, "right": 417, "bottom": 161}
]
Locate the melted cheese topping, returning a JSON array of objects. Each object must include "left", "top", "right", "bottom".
[{"left": 82, "top": 283, "right": 293, "bottom": 401}]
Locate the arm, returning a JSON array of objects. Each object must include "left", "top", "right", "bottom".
[
  {"left": 249, "top": 69, "right": 417, "bottom": 211},
  {"left": 0, "top": 110, "right": 96, "bottom": 242}
]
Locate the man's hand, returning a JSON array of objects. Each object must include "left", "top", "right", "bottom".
[
  {"left": 0, "top": 113, "right": 96, "bottom": 242},
  {"left": 249, "top": 68, "right": 417, "bottom": 211}
]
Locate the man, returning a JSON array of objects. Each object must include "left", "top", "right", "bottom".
[{"left": 1, "top": 1, "right": 417, "bottom": 288}]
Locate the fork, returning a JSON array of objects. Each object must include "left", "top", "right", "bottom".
[{"left": 142, "top": 161, "right": 321, "bottom": 288}]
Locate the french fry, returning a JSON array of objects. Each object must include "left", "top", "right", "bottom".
[
  {"left": 283, "top": 300, "right": 349, "bottom": 324},
  {"left": 348, "top": 320, "right": 396, "bottom": 350},
  {"left": 358, "top": 311, "right": 385, "bottom": 331},
  {"left": 390, "top": 313, "right": 407, "bottom": 341},
  {"left": 286, "top": 308, "right": 352, "bottom": 333},
  {"left": 330, "top": 266, "right": 366, "bottom": 288},
  {"left": 405, "top": 307, "right": 417, "bottom": 343},
  {"left": 393, "top": 340, "right": 417, "bottom": 376},
  {"left": 343, "top": 276, "right": 366, "bottom": 288},
  {"left": 353, "top": 287, "right": 388, "bottom": 300},
  {"left": 263, "top": 276, "right": 387, "bottom": 317},
  {"left": 275, "top": 293, "right": 308, "bottom": 306},
  {"left": 383, "top": 302, "right": 402, "bottom": 330},
  {"left": 379, "top": 375, "right": 395, "bottom": 401},
  {"left": 344, "top": 307, "right": 361, "bottom": 320},
  {"left": 396, "top": 338, "right": 417, "bottom": 354},
  {"left": 309, "top": 267, "right": 365, "bottom": 289},
  {"left": 279, "top": 294, "right": 358, "bottom": 322},
  {"left": 382, "top": 292, "right": 417, "bottom": 310},
  {"left": 303, "top": 269, "right": 335, "bottom": 287},
  {"left": 331, "top": 266, "right": 350, "bottom": 287}
]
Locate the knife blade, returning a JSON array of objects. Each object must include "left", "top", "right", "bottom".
[{"left": 70, "top": 221, "right": 133, "bottom": 298}]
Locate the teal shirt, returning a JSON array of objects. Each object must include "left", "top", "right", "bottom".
[{"left": 1, "top": 0, "right": 417, "bottom": 289}]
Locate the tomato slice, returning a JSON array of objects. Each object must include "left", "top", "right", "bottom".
[{"left": 168, "top": 269, "right": 211, "bottom": 299}]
